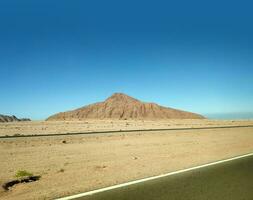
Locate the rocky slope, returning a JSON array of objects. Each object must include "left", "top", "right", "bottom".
[
  {"left": 0, "top": 114, "right": 31, "bottom": 122},
  {"left": 47, "top": 93, "right": 205, "bottom": 120}
]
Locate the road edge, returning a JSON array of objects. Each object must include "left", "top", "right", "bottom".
[{"left": 56, "top": 152, "right": 253, "bottom": 200}]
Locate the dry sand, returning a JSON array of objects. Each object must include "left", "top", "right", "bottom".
[
  {"left": 0, "top": 120, "right": 253, "bottom": 200},
  {"left": 1, "top": 119, "right": 253, "bottom": 136}
]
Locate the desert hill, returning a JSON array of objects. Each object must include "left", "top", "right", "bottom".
[
  {"left": 47, "top": 93, "right": 205, "bottom": 120},
  {"left": 0, "top": 114, "right": 31, "bottom": 123}
]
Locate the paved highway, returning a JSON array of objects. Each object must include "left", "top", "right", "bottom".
[
  {"left": 59, "top": 153, "right": 253, "bottom": 200},
  {"left": 1, "top": 125, "right": 253, "bottom": 139}
]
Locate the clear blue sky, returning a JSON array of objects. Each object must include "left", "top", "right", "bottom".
[{"left": 0, "top": 0, "right": 253, "bottom": 120}]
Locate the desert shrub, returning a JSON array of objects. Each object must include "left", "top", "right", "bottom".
[
  {"left": 15, "top": 170, "right": 33, "bottom": 178},
  {"left": 58, "top": 168, "right": 65, "bottom": 173}
]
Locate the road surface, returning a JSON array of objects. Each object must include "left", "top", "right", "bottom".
[
  {"left": 1, "top": 125, "right": 253, "bottom": 139},
  {"left": 59, "top": 153, "right": 253, "bottom": 200}
]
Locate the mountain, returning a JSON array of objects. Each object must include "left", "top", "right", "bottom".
[
  {"left": 0, "top": 114, "right": 31, "bottom": 123},
  {"left": 47, "top": 93, "right": 205, "bottom": 120}
]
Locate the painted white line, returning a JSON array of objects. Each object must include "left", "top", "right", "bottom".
[{"left": 56, "top": 152, "right": 253, "bottom": 200}]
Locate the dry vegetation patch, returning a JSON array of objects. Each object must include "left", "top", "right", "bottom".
[{"left": 2, "top": 171, "right": 40, "bottom": 191}]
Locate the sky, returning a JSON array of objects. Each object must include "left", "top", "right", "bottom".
[{"left": 0, "top": 0, "right": 253, "bottom": 120}]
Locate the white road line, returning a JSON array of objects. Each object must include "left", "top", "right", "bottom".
[{"left": 56, "top": 152, "right": 253, "bottom": 200}]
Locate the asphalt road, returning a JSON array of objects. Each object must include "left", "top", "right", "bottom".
[
  {"left": 72, "top": 154, "right": 253, "bottom": 200},
  {"left": 1, "top": 125, "right": 253, "bottom": 139}
]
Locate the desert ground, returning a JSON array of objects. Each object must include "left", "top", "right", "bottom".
[
  {"left": 0, "top": 119, "right": 253, "bottom": 200},
  {"left": 1, "top": 119, "right": 253, "bottom": 136}
]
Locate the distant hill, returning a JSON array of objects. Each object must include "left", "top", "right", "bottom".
[
  {"left": 47, "top": 93, "right": 205, "bottom": 120},
  {"left": 0, "top": 114, "right": 31, "bottom": 123}
]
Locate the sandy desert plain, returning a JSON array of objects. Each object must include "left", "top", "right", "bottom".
[{"left": 0, "top": 119, "right": 253, "bottom": 200}]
